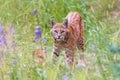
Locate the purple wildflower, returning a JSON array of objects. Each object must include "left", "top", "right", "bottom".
[
  {"left": 0, "top": 34, "right": 7, "bottom": 44},
  {"left": 8, "top": 24, "right": 15, "bottom": 34},
  {"left": 63, "top": 74, "right": 68, "bottom": 80},
  {"left": 43, "top": 46, "right": 48, "bottom": 53},
  {"left": 32, "top": 9, "right": 37, "bottom": 15},
  {"left": 0, "top": 37, "right": 2, "bottom": 44},
  {"left": 3, "top": 34, "right": 7, "bottom": 44},
  {"left": 34, "top": 26, "right": 42, "bottom": 36},
  {"left": 13, "top": 59, "right": 18, "bottom": 64},
  {"left": 34, "top": 26, "right": 42, "bottom": 42},
  {"left": 43, "top": 46, "right": 48, "bottom": 50},
  {"left": 0, "top": 25, "right": 4, "bottom": 34},
  {"left": 41, "top": 37, "right": 46, "bottom": 43},
  {"left": 90, "top": 45, "right": 96, "bottom": 50},
  {"left": 35, "top": 36, "right": 39, "bottom": 42}
]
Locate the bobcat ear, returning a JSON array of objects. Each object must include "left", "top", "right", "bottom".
[
  {"left": 63, "top": 19, "right": 68, "bottom": 28},
  {"left": 51, "top": 20, "right": 56, "bottom": 28}
]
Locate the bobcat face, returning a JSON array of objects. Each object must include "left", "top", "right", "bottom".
[
  {"left": 50, "top": 19, "right": 68, "bottom": 41},
  {"left": 51, "top": 27, "right": 68, "bottom": 41}
]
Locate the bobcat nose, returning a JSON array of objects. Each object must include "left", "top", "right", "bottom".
[{"left": 58, "top": 36, "right": 60, "bottom": 39}]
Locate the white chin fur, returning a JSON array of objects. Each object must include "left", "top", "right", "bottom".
[{"left": 56, "top": 39, "right": 61, "bottom": 41}]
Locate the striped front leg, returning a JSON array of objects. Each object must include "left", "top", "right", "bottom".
[{"left": 52, "top": 45, "right": 61, "bottom": 63}]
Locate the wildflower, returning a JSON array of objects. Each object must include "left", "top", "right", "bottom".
[
  {"left": 90, "top": 45, "right": 96, "bottom": 50},
  {"left": 32, "top": 9, "right": 37, "bottom": 15},
  {"left": 43, "top": 46, "right": 48, "bottom": 53},
  {"left": 35, "top": 36, "right": 39, "bottom": 42},
  {"left": 34, "top": 26, "right": 42, "bottom": 36},
  {"left": 34, "top": 26, "right": 42, "bottom": 42},
  {"left": 63, "top": 74, "right": 68, "bottom": 80},
  {"left": 8, "top": 24, "right": 15, "bottom": 34},
  {"left": 43, "top": 46, "right": 48, "bottom": 51},
  {"left": 0, "top": 25, "right": 4, "bottom": 34},
  {"left": 2, "top": 34, "right": 7, "bottom": 44},
  {"left": 0, "top": 34, "right": 7, "bottom": 44},
  {"left": 12, "top": 59, "right": 18, "bottom": 64},
  {"left": 41, "top": 36, "right": 46, "bottom": 43},
  {"left": 0, "top": 37, "right": 2, "bottom": 44},
  {"left": 32, "top": 9, "right": 39, "bottom": 25},
  {"left": 6, "top": 24, "right": 16, "bottom": 48}
]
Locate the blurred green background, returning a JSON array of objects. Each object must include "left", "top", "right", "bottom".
[{"left": 0, "top": 0, "right": 120, "bottom": 80}]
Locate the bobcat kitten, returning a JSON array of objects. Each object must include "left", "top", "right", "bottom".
[{"left": 50, "top": 12, "right": 84, "bottom": 68}]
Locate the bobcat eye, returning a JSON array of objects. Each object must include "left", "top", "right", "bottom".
[
  {"left": 54, "top": 30, "right": 58, "bottom": 33},
  {"left": 61, "top": 31, "right": 65, "bottom": 33}
]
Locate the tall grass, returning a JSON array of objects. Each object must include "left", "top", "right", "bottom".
[{"left": 0, "top": 0, "right": 120, "bottom": 80}]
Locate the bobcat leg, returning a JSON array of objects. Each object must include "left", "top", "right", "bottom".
[
  {"left": 77, "top": 37, "right": 84, "bottom": 52},
  {"left": 52, "top": 45, "right": 61, "bottom": 63},
  {"left": 65, "top": 49, "right": 74, "bottom": 70},
  {"left": 77, "top": 18, "right": 84, "bottom": 52}
]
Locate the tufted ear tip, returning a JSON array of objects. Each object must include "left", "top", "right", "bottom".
[
  {"left": 51, "top": 20, "right": 56, "bottom": 28},
  {"left": 63, "top": 19, "right": 68, "bottom": 28}
]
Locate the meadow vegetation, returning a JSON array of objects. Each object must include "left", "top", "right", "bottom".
[{"left": 0, "top": 0, "right": 120, "bottom": 80}]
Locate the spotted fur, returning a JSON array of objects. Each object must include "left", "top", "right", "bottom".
[{"left": 50, "top": 12, "right": 84, "bottom": 69}]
